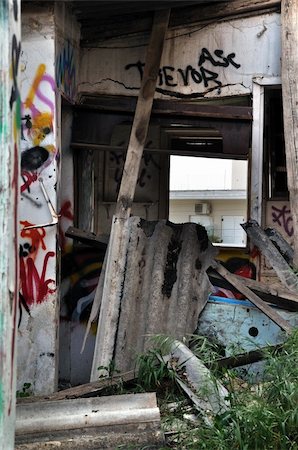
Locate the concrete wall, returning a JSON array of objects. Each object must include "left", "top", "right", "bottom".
[
  {"left": 0, "top": 0, "right": 20, "bottom": 447},
  {"left": 78, "top": 12, "right": 281, "bottom": 100},
  {"left": 18, "top": 3, "right": 80, "bottom": 395}
]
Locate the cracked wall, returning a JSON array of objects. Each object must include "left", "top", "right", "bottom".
[{"left": 78, "top": 12, "right": 281, "bottom": 100}]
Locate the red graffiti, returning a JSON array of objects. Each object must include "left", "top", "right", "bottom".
[
  {"left": 59, "top": 200, "right": 74, "bottom": 252},
  {"left": 20, "top": 251, "right": 55, "bottom": 305},
  {"left": 271, "top": 205, "right": 293, "bottom": 237},
  {"left": 21, "top": 171, "right": 38, "bottom": 192},
  {"left": 20, "top": 221, "right": 46, "bottom": 259},
  {"left": 59, "top": 200, "right": 74, "bottom": 221}
]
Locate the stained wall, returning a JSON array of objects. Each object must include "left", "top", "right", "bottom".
[{"left": 18, "top": 3, "right": 80, "bottom": 395}]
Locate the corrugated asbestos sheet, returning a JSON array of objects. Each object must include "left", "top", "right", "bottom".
[{"left": 113, "top": 218, "right": 217, "bottom": 372}]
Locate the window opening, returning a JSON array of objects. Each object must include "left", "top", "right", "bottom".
[{"left": 169, "top": 155, "right": 248, "bottom": 247}]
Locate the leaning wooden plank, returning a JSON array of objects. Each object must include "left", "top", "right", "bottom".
[
  {"left": 15, "top": 393, "right": 163, "bottom": 449},
  {"left": 90, "top": 9, "right": 170, "bottom": 381},
  {"left": 115, "top": 9, "right": 171, "bottom": 219},
  {"left": 281, "top": 0, "right": 298, "bottom": 268},
  {"left": 17, "top": 371, "right": 135, "bottom": 404},
  {"left": 208, "top": 268, "right": 298, "bottom": 310},
  {"left": 241, "top": 220, "right": 298, "bottom": 293},
  {"left": 213, "top": 261, "right": 293, "bottom": 333},
  {"left": 265, "top": 227, "right": 294, "bottom": 264}
]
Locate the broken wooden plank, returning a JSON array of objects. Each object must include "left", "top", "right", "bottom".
[
  {"left": 212, "top": 261, "right": 293, "bottom": 334},
  {"left": 211, "top": 343, "right": 283, "bottom": 369},
  {"left": 65, "top": 226, "right": 108, "bottom": 249},
  {"left": 281, "top": 0, "right": 298, "bottom": 268},
  {"left": 16, "top": 393, "right": 163, "bottom": 449},
  {"left": 241, "top": 220, "right": 298, "bottom": 293},
  {"left": 208, "top": 269, "right": 298, "bottom": 310},
  {"left": 90, "top": 9, "right": 170, "bottom": 381},
  {"left": 115, "top": 10, "right": 171, "bottom": 219},
  {"left": 17, "top": 371, "right": 135, "bottom": 404},
  {"left": 265, "top": 227, "right": 294, "bottom": 264}
]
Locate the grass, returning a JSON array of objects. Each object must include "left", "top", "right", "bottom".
[
  {"left": 130, "top": 331, "right": 298, "bottom": 449},
  {"left": 95, "top": 331, "right": 298, "bottom": 449}
]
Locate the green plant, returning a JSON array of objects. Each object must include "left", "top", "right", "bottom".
[
  {"left": 16, "top": 382, "right": 32, "bottom": 398},
  {"left": 173, "top": 330, "right": 298, "bottom": 449}
]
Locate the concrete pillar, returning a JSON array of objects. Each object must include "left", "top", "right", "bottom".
[{"left": 0, "top": 0, "right": 21, "bottom": 448}]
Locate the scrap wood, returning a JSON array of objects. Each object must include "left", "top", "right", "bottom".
[
  {"left": 65, "top": 226, "right": 109, "bottom": 249},
  {"left": 17, "top": 370, "right": 135, "bottom": 404},
  {"left": 241, "top": 220, "right": 298, "bottom": 293},
  {"left": 265, "top": 227, "right": 294, "bottom": 264},
  {"left": 212, "top": 260, "right": 293, "bottom": 334},
  {"left": 208, "top": 268, "right": 298, "bottom": 311},
  {"left": 210, "top": 343, "right": 283, "bottom": 369}
]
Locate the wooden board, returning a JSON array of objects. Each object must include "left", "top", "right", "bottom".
[
  {"left": 90, "top": 9, "right": 171, "bottom": 381},
  {"left": 213, "top": 261, "right": 293, "bottom": 334},
  {"left": 281, "top": 0, "right": 298, "bottom": 268}
]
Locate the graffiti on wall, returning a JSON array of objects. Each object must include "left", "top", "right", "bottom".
[
  {"left": 104, "top": 139, "right": 161, "bottom": 201},
  {"left": 125, "top": 47, "right": 241, "bottom": 97},
  {"left": 19, "top": 61, "right": 57, "bottom": 322},
  {"left": 21, "top": 64, "right": 56, "bottom": 193},
  {"left": 61, "top": 247, "right": 105, "bottom": 326},
  {"left": 56, "top": 40, "right": 76, "bottom": 101},
  {"left": 271, "top": 204, "right": 293, "bottom": 237},
  {"left": 19, "top": 222, "right": 55, "bottom": 314}
]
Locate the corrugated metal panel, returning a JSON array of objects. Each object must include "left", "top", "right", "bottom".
[{"left": 113, "top": 218, "right": 216, "bottom": 372}]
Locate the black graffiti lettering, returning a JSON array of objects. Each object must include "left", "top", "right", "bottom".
[
  {"left": 226, "top": 52, "right": 241, "bottom": 69},
  {"left": 177, "top": 66, "right": 192, "bottom": 86},
  {"left": 199, "top": 48, "right": 218, "bottom": 67},
  {"left": 214, "top": 49, "right": 229, "bottom": 67},
  {"left": 162, "top": 66, "right": 177, "bottom": 87},
  {"left": 200, "top": 66, "right": 222, "bottom": 88},
  {"left": 10, "top": 34, "right": 21, "bottom": 110},
  {"left": 125, "top": 61, "right": 145, "bottom": 80},
  {"left": 125, "top": 47, "right": 239, "bottom": 92},
  {"left": 191, "top": 67, "right": 202, "bottom": 83}
]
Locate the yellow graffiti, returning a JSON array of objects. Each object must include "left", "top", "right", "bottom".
[
  {"left": 30, "top": 112, "right": 53, "bottom": 146},
  {"left": 24, "top": 64, "right": 46, "bottom": 110}
]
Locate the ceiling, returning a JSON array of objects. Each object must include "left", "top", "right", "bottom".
[{"left": 69, "top": 0, "right": 227, "bottom": 45}]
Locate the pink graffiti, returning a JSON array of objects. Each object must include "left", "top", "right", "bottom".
[
  {"left": 271, "top": 205, "right": 293, "bottom": 237},
  {"left": 20, "top": 171, "right": 38, "bottom": 192},
  {"left": 20, "top": 251, "right": 56, "bottom": 305}
]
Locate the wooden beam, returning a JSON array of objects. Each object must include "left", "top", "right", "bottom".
[
  {"left": 65, "top": 226, "right": 108, "bottom": 249},
  {"left": 212, "top": 261, "right": 293, "bottom": 334},
  {"left": 281, "top": 0, "right": 298, "bottom": 268},
  {"left": 90, "top": 9, "right": 171, "bottom": 381},
  {"left": 242, "top": 220, "right": 298, "bottom": 293},
  {"left": 77, "top": 95, "right": 253, "bottom": 121},
  {"left": 211, "top": 344, "right": 283, "bottom": 369},
  {"left": 17, "top": 371, "right": 135, "bottom": 404},
  {"left": 208, "top": 270, "right": 298, "bottom": 310}
]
